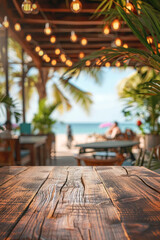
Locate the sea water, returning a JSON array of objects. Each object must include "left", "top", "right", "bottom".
[{"left": 53, "top": 122, "right": 139, "bottom": 135}]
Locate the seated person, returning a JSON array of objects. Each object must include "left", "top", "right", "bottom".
[
  {"left": 0, "top": 120, "right": 12, "bottom": 138},
  {"left": 105, "top": 121, "right": 121, "bottom": 139}
]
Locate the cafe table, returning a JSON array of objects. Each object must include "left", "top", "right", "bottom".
[{"left": 0, "top": 166, "right": 160, "bottom": 239}]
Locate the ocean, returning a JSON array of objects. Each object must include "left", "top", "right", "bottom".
[{"left": 53, "top": 122, "right": 139, "bottom": 135}]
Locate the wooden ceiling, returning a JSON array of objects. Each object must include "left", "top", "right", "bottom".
[{"left": 0, "top": 0, "right": 144, "bottom": 68}]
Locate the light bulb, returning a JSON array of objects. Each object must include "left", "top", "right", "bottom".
[
  {"left": 66, "top": 60, "right": 73, "bottom": 67},
  {"left": 115, "top": 38, "right": 122, "bottom": 47},
  {"left": 51, "top": 59, "right": 57, "bottom": 66},
  {"left": 111, "top": 19, "right": 121, "bottom": 30},
  {"left": 46, "top": 57, "right": 51, "bottom": 63},
  {"left": 81, "top": 37, "right": 87, "bottom": 46},
  {"left": 26, "top": 34, "right": 32, "bottom": 42},
  {"left": 70, "top": 0, "right": 82, "bottom": 13},
  {"left": 3, "top": 16, "right": 9, "bottom": 28},
  {"left": 21, "top": 0, "right": 32, "bottom": 14},
  {"left": 79, "top": 52, "right": 85, "bottom": 59},
  {"left": 147, "top": 36, "right": 153, "bottom": 44},
  {"left": 105, "top": 62, "right": 111, "bottom": 67},
  {"left": 85, "top": 60, "right": 91, "bottom": 66},
  {"left": 125, "top": 2, "right": 134, "bottom": 13},
  {"left": 60, "top": 54, "right": 66, "bottom": 62},
  {"left": 44, "top": 23, "right": 52, "bottom": 35},
  {"left": 55, "top": 48, "right": 61, "bottom": 55},
  {"left": 50, "top": 36, "right": 56, "bottom": 44},
  {"left": 39, "top": 50, "right": 44, "bottom": 56},
  {"left": 32, "top": 3, "right": 39, "bottom": 14},
  {"left": 70, "top": 31, "right": 78, "bottom": 42},
  {"left": 14, "top": 23, "right": 21, "bottom": 31},
  {"left": 96, "top": 59, "right": 101, "bottom": 66},
  {"left": 103, "top": 25, "right": 110, "bottom": 35},
  {"left": 115, "top": 61, "right": 121, "bottom": 67},
  {"left": 158, "top": 43, "right": 160, "bottom": 48},
  {"left": 35, "top": 46, "right": 40, "bottom": 52},
  {"left": 43, "top": 54, "right": 48, "bottom": 60},
  {"left": 123, "top": 43, "right": 128, "bottom": 48}
]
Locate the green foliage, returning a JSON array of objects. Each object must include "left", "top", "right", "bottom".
[
  {"left": 32, "top": 99, "right": 59, "bottom": 134},
  {"left": 118, "top": 67, "right": 160, "bottom": 134}
]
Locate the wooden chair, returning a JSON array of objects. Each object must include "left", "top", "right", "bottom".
[
  {"left": 75, "top": 153, "right": 124, "bottom": 166},
  {"left": 0, "top": 138, "right": 16, "bottom": 166}
]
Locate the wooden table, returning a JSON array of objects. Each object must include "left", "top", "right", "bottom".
[
  {"left": 76, "top": 140, "right": 139, "bottom": 160},
  {"left": 20, "top": 136, "right": 47, "bottom": 165},
  {"left": 0, "top": 166, "right": 160, "bottom": 239}
]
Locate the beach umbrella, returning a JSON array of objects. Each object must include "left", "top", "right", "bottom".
[{"left": 99, "top": 122, "right": 112, "bottom": 128}]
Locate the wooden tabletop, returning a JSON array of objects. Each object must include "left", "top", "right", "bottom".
[{"left": 0, "top": 166, "right": 160, "bottom": 239}]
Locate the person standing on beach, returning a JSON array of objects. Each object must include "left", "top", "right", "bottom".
[{"left": 67, "top": 124, "right": 73, "bottom": 149}]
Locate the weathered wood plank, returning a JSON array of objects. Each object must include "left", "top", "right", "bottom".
[
  {"left": 7, "top": 167, "right": 128, "bottom": 240},
  {"left": 0, "top": 166, "right": 29, "bottom": 186},
  {"left": 96, "top": 166, "right": 160, "bottom": 240},
  {"left": 0, "top": 166, "right": 53, "bottom": 239}
]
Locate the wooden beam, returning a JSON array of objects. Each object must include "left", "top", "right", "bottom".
[
  {"left": 12, "top": 0, "right": 24, "bottom": 18},
  {"left": 40, "top": 8, "right": 99, "bottom": 13}
]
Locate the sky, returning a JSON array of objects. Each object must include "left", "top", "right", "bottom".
[{"left": 25, "top": 66, "right": 136, "bottom": 124}]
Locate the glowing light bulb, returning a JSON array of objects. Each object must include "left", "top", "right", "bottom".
[
  {"left": 51, "top": 59, "right": 57, "bottom": 66},
  {"left": 96, "top": 59, "right": 101, "bottom": 66},
  {"left": 46, "top": 57, "right": 51, "bottom": 63},
  {"left": 70, "top": 0, "right": 82, "bottom": 13},
  {"left": 125, "top": 2, "right": 134, "bottom": 13},
  {"left": 26, "top": 34, "right": 32, "bottom": 42},
  {"left": 60, "top": 54, "right": 66, "bottom": 62},
  {"left": 21, "top": 0, "right": 32, "bottom": 14},
  {"left": 3, "top": 16, "right": 9, "bottom": 28},
  {"left": 147, "top": 36, "right": 153, "bottom": 44},
  {"left": 14, "top": 23, "right": 21, "bottom": 31},
  {"left": 111, "top": 19, "right": 121, "bottom": 30},
  {"left": 85, "top": 60, "right": 91, "bottom": 66},
  {"left": 103, "top": 25, "right": 110, "bottom": 35},
  {"left": 66, "top": 60, "right": 73, "bottom": 67},
  {"left": 39, "top": 50, "right": 44, "bottom": 56},
  {"left": 158, "top": 43, "right": 160, "bottom": 48},
  {"left": 35, "top": 46, "right": 40, "bottom": 52},
  {"left": 115, "top": 61, "right": 121, "bottom": 67},
  {"left": 105, "top": 62, "right": 111, "bottom": 67},
  {"left": 43, "top": 54, "right": 48, "bottom": 60},
  {"left": 123, "top": 43, "right": 128, "bottom": 48},
  {"left": 50, "top": 36, "right": 56, "bottom": 44},
  {"left": 44, "top": 23, "right": 52, "bottom": 35},
  {"left": 32, "top": 3, "right": 39, "bottom": 14},
  {"left": 81, "top": 37, "right": 87, "bottom": 46},
  {"left": 55, "top": 48, "right": 61, "bottom": 55},
  {"left": 115, "top": 38, "right": 122, "bottom": 47},
  {"left": 70, "top": 31, "right": 78, "bottom": 42},
  {"left": 101, "top": 56, "right": 106, "bottom": 61},
  {"left": 79, "top": 52, "right": 85, "bottom": 59}
]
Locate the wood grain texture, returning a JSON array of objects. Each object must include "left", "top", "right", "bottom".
[
  {"left": 0, "top": 166, "right": 159, "bottom": 240},
  {"left": 95, "top": 166, "right": 160, "bottom": 240}
]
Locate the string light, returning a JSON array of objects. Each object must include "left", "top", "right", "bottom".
[
  {"left": 103, "top": 25, "right": 110, "bottom": 35},
  {"left": 85, "top": 60, "right": 91, "bottom": 66},
  {"left": 35, "top": 46, "right": 40, "bottom": 52},
  {"left": 51, "top": 59, "right": 57, "bottom": 66},
  {"left": 50, "top": 35, "right": 56, "bottom": 44},
  {"left": 111, "top": 19, "right": 121, "bottom": 30},
  {"left": 70, "top": 0, "right": 82, "bottom": 13},
  {"left": 158, "top": 43, "right": 160, "bottom": 48},
  {"left": 45, "top": 57, "right": 51, "bottom": 63},
  {"left": 115, "top": 38, "right": 122, "bottom": 47},
  {"left": 21, "top": 0, "right": 32, "bottom": 14},
  {"left": 14, "top": 23, "right": 21, "bottom": 31},
  {"left": 26, "top": 34, "right": 32, "bottom": 42},
  {"left": 55, "top": 48, "right": 61, "bottom": 55},
  {"left": 38, "top": 50, "right": 44, "bottom": 56},
  {"left": 44, "top": 23, "right": 52, "bottom": 35},
  {"left": 123, "top": 43, "right": 128, "bottom": 48},
  {"left": 115, "top": 61, "right": 121, "bottom": 67},
  {"left": 43, "top": 54, "right": 48, "bottom": 61},
  {"left": 66, "top": 60, "right": 73, "bottom": 67},
  {"left": 60, "top": 54, "right": 66, "bottom": 62},
  {"left": 96, "top": 59, "right": 101, "bottom": 66},
  {"left": 70, "top": 31, "right": 78, "bottom": 42},
  {"left": 2, "top": 16, "right": 9, "bottom": 28},
  {"left": 105, "top": 62, "right": 111, "bottom": 67},
  {"left": 125, "top": 1, "right": 134, "bottom": 13},
  {"left": 81, "top": 38, "right": 87, "bottom": 46},
  {"left": 147, "top": 36, "right": 153, "bottom": 44},
  {"left": 79, "top": 52, "right": 85, "bottom": 59},
  {"left": 101, "top": 56, "right": 106, "bottom": 61},
  {"left": 32, "top": 3, "right": 39, "bottom": 14}
]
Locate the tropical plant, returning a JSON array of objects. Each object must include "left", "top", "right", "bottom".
[
  {"left": 118, "top": 67, "right": 160, "bottom": 134},
  {"left": 32, "top": 99, "right": 59, "bottom": 134},
  {"left": 65, "top": 0, "right": 160, "bottom": 87}
]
